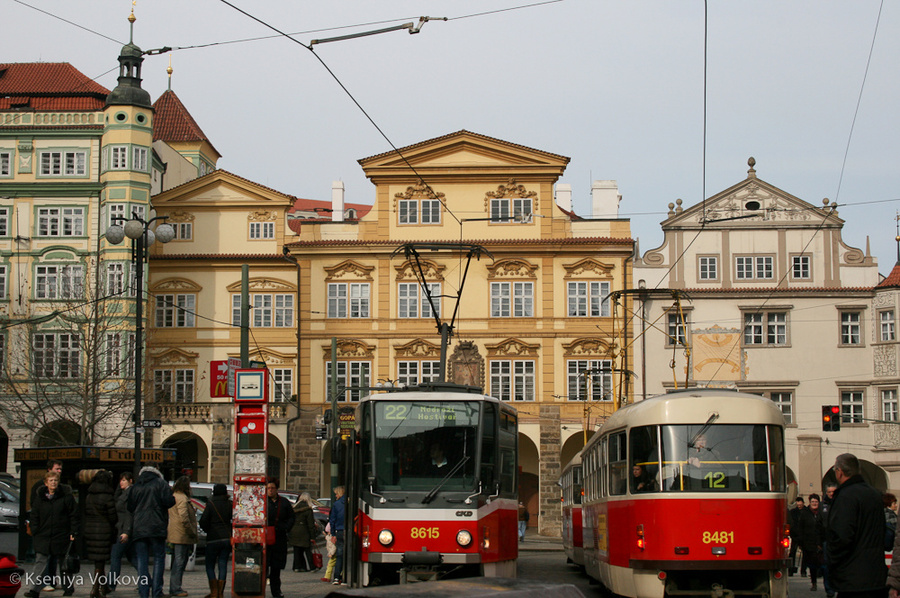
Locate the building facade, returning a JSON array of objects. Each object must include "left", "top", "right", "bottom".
[{"left": 632, "top": 158, "right": 900, "bottom": 494}]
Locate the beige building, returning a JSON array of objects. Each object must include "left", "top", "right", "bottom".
[{"left": 633, "top": 157, "right": 900, "bottom": 494}]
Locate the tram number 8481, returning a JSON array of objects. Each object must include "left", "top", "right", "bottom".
[{"left": 701, "top": 531, "right": 735, "bottom": 544}]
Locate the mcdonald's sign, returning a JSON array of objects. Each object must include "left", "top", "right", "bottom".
[{"left": 210, "top": 360, "right": 230, "bottom": 397}]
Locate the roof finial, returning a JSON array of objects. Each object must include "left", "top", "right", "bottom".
[
  {"left": 128, "top": 1, "right": 136, "bottom": 43},
  {"left": 167, "top": 55, "right": 173, "bottom": 91},
  {"left": 747, "top": 156, "right": 756, "bottom": 178},
  {"left": 895, "top": 212, "right": 900, "bottom": 264}
]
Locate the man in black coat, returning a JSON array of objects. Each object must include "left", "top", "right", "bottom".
[
  {"left": 265, "top": 479, "right": 295, "bottom": 598},
  {"left": 127, "top": 466, "right": 176, "bottom": 598},
  {"left": 825, "top": 453, "right": 886, "bottom": 598}
]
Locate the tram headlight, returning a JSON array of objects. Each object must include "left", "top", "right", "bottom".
[
  {"left": 378, "top": 529, "right": 394, "bottom": 546},
  {"left": 456, "top": 530, "right": 473, "bottom": 547}
]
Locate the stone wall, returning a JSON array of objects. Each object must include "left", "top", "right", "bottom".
[{"left": 538, "top": 404, "right": 561, "bottom": 536}]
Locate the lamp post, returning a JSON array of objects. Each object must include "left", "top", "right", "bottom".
[{"left": 105, "top": 214, "right": 175, "bottom": 477}]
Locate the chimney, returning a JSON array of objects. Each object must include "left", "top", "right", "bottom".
[
  {"left": 332, "top": 181, "right": 345, "bottom": 222},
  {"left": 591, "top": 180, "right": 621, "bottom": 218},
  {"left": 555, "top": 183, "right": 572, "bottom": 212}
]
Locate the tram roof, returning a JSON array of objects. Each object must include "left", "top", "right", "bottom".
[
  {"left": 600, "top": 389, "right": 784, "bottom": 433},
  {"left": 359, "top": 388, "right": 506, "bottom": 406}
]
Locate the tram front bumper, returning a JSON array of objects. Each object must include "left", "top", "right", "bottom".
[{"left": 367, "top": 551, "right": 481, "bottom": 565}]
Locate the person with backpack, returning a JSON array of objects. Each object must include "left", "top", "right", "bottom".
[{"left": 199, "top": 484, "right": 232, "bottom": 598}]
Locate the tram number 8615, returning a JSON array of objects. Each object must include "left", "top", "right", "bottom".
[{"left": 410, "top": 527, "right": 440, "bottom": 539}]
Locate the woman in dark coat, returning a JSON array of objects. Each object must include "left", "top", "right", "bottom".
[
  {"left": 25, "top": 471, "right": 78, "bottom": 598},
  {"left": 288, "top": 493, "right": 318, "bottom": 572},
  {"left": 199, "top": 483, "right": 232, "bottom": 598},
  {"left": 83, "top": 470, "right": 117, "bottom": 598}
]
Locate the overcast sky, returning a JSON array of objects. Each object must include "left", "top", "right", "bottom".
[{"left": 5, "top": 0, "right": 899, "bottom": 274}]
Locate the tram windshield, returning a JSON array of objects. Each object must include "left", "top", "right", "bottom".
[
  {"left": 368, "top": 401, "right": 480, "bottom": 492},
  {"left": 629, "top": 424, "right": 785, "bottom": 493}
]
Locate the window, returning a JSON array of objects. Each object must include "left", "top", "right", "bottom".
[
  {"left": 567, "top": 359, "right": 612, "bottom": 401},
  {"left": 108, "top": 203, "right": 126, "bottom": 230},
  {"left": 491, "top": 197, "right": 532, "bottom": 223},
  {"left": 397, "top": 360, "right": 441, "bottom": 387},
  {"left": 841, "top": 390, "right": 864, "bottom": 424},
  {"left": 155, "top": 294, "right": 196, "bottom": 327},
  {"left": 111, "top": 146, "right": 127, "bottom": 170},
  {"left": 38, "top": 207, "right": 85, "bottom": 237},
  {"left": 743, "top": 311, "right": 787, "bottom": 346},
  {"left": 735, "top": 256, "right": 774, "bottom": 280},
  {"left": 0, "top": 152, "right": 10, "bottom": 177},
  {"left": 398, "top": 282, "right": 441, "bottom": 319},
  {"left": 0, "top": 207, "right": 7, "bottom": 236},
  {"left": 105, "top": 332, "right": 124, "bottom": 377},
  {"left": 792, "top": 255, "right": 811, "bottom": 280},
  {"left": 106, "top": 263, "right": 126, "bottom": 296},
  {"left": 231, "top": 294, "right": 294, "bottom": 327},
  {"left": 154, "top": 368, "right": 195, "bottom": 403},
  {"left": 327, "top": 283, "right": 370, "bottom": 318},
  {"left": 567, "top": 281, "right": 610, "bottom": 317},
  {"left": 249, "top": 222, "right": 275, "bottom": 239},
  {"left": 882, "top": 311, "right": 895, "bottom": 342},
  {"left": 667, "top": 312, "right": 689, "bottom": 346},
  {"left": 882, "top": 389, "right": 898, "bottom": 423},
  {"left": 133, "top": 147, "right": 148, "bottom": 172},
  {"left": 490, "top": 360, "right": 535, "bottom": 401},
  {"left": 33, "top": 333, "right": 80, "bottom": 378},
  {"left": 399, "top": 199, "right": 441, "bottom": 224},
  {"left": 770, "top": 392, "right": 793, "bottom": 424},
  {"left": 273, "top": 368, "right": 293, "bottom": 402},
  {"left": 174, "top": 222, "right": 192, "bottom": 240},
  {"left": 840, "top": 311, "right": 862, "bottom": 346},
  {"left": 0, "top": 333, "right": 4, "bottom": 376},
  {"left": 0, "top": 265, "right": 6, "bottom": 299},
  {"left": 491, "top": 281, "right": 533, "bottom": 317},
  {"left": 326, "top": 361, "right": 370, "bottom": 402},
  {"left": 699, "top": 256, "right": 718, "bottom": 281},
  {"left": 39, "top": 151, "right": 86, "bottom": 176},
  {"left": 35, "top": 265, "right": 84, "bottom": 299}
]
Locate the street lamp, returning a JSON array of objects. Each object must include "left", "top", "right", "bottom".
[{"left": 105, "top": 214, "right": 175, "bottom": 476}]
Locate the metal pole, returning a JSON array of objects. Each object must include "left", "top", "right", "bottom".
[{"left": 134, "top": 232, "right": 144, "bottom": 478}]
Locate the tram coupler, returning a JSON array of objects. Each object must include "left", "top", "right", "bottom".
[{"left": 399, "top": 566, "right": 439, "bottom": 584}]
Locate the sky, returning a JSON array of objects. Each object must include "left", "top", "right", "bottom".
[{"left": 4, "top": 0, "right": 900, "bottom": 274}]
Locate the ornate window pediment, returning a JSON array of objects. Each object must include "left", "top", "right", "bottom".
[
  {"left": 233, "top": 349, "right": 296, "bottom": 366},
  {"left": 394, "top": 339, "right": 441, "bottom": 358},
  {"left": 563, "top": 258, "right": 615, "bottom": 278},
  {"left": 225, "top": 278, "right": 296, "bottom": 293},
  {"left": 150, "top": 278, "right": 202, "bottom": 292},
  {"left": 164, "top": 210, "right": 195, "bottom": 223},
  {"left": 248, "top": 210, "right": 277, "bottom": 222},
  {"left": 395, "top": 260, "right": 445, "bottom": 282},
  {"left": 485, "top": 338, "right": 540, "bottom": 357},
  {"left": 563, "top": 338, "right": 614, "bottom": 357},
  {"left": 486, "top": 258, "right": 538, "bottom": 279},
  {"left": 393, "top": 182, "right": 445, "bottom": 209},
  {"left": 322, "top": 339, "right": 376, "bottom": 359},
  {"left": 150, "top": 348, "right": 199, "bottom": 366},
  {"left": 324, "top": 260, "right": 375, "bottom": 281},
  {"left": 483, "top": 179, "right": 539, "bottom": 212}
]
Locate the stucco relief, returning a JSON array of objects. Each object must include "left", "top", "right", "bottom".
[
  {"left": 151, "top": 278, "right": 202, "bottom": 292},
  {"left": 324, "top": 260, "right": 375, "bottom": 281},
  {"left": 321, "top": 340, "right": 375, "bottom": 359},
  {"left": 448, "top": 341, "right": 484, "bottom": 388},
  {"left": 245, "top": 349, "right": 295, "bottom": 366},
  {"left": 874, "top": 344, "right": 897, "bottom": 377},
  {"left": 394, "top": 339, "right": 441, "bottom": 358},
  {"left": 562, "top": 338, "right": 613, "bottom": 357},
  {"left": 151, "top": 348, "right": 199, "bottom": 366},
  {"left": 641, "top": 251, "right": 666, "bottom": 266},
  {"left": 225, "top": 278, "right": 296, "bottom": 293},
  {"left": 394, "top": 260, "right": 445, "bottom": 282},
  {"left": 165, "top": 210, "right": 195, "bottom": 223},
  {"left": 392, "top": 182, "right": 445, "bottom": 211},
  {"left": 485, "top": 338, "right": 540, "bottom": 357},
  {"left": 873, "top": 293, "right": 895, "bottom": 308},
  {"left": 248, "top": 210, "right": 277, "bottom": 222},
  {"left": 563, "top": 258, "right": 615, "bottom": 278},
  {"left": 691, "top": 325, "right": 745, "bottom": 382},
  {"left": 874, "top": 423, "right": 900, "bottom": 449},
  {"left": 483, "top": 179, "right": 539, "bottom": 214},
  {"left": 486, "top": 258, "right": 538, "bottom": 279}
]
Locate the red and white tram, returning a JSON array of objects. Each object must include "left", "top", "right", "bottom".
[
  {"left": 560, "top": 449, "right": 584, "bottom": 567},
  {"left": 343, "top": 384, "right": 519, "bottom": 587},
  {"left": 579, "top": 389, "right": 789, "bottom": 598}
]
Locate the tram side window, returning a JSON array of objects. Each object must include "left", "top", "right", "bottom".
[
  {"left": 608, "top": 432, "right": 628, "bottom": 495},
  {"left": 573, "top": 467, "right": 583, "bottom": 505},
  {"left": 630, "top": 425, "right": 660, "bottom": 493},
  {"left": 481, "top": 403, "right": 497, "bottom": 488}
]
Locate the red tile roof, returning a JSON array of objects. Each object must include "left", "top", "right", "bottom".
[
  {"left": 0, "top": 63, "right": 108, "bottom": 111},
  {"left": 877, "top": 262, "right": 900, "bottom": 289},
  {"left": 152, "top": 89, "right": 212, "bottom": 144}
]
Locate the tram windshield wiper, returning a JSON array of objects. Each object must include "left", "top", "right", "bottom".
[
  {"left": 688, "top": 412, "right": 720, "bottom": 448},
  {"left": 422, "top": 456, "right": 470, "bottom": 504}
]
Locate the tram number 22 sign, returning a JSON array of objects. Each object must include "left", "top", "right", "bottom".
[{"left": 702, "top": 531, "right": 734, "bottom": 544}]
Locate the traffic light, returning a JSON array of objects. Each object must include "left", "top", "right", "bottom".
[{"left": 822, "top": 405, "right": 841, "bottom": 431}]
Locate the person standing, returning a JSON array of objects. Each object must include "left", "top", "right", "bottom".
[
  {"left": 885, "top": 493, "right": 898, "bottom": 551},
  {"left": 29, "top": 460, "right": 64, "bottom": 593},
  {"left": 83, "top": 471, "right": 118, "bottom": 598},
  {"left": 329, "top": 486, "right": 346, "bottom": 586},
  {"left": 265, "top": 479, "right": 295, "bottom": 598},
  {"left": 288, "top": 493, "right": 318, "bottom": 572},
  {"left": 198, "top": 484, "right": 232, "bottom": 598},
  {"left": 789, "top": 496, "right": 805, "bottom": 575},
  {"left": 797, "top": 493, "right": 823, "bottom": 590},
  {"left": 517, "top": 502, "right": 529, "bottom": 541},
  {"left": 820, "top": 483, "right": 838, "bottom": 598},
  {"left": 825, "top": 453, "right": 886, "bottom": 598},
  {"left": 167, "top": 477, "right": 198, "bottom": 597},
  {"left": 108, "top": 472, "right": 133, "bottom": 594},
  {"left": 128, "top": 465, "right": 176, "bottom": 598},
  {"left": 24, "top": 471, "right": 78, "bottom": 598}
]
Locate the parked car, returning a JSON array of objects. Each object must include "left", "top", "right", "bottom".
[
  {"left": 0, "top": 474, "right": 19, "bottom": 490},
  {"left": 0, "top": 487, "right": 19, "bottom": 530},
  {"left": 168, "top": 481, "right": 233, "bottom": 506}
]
